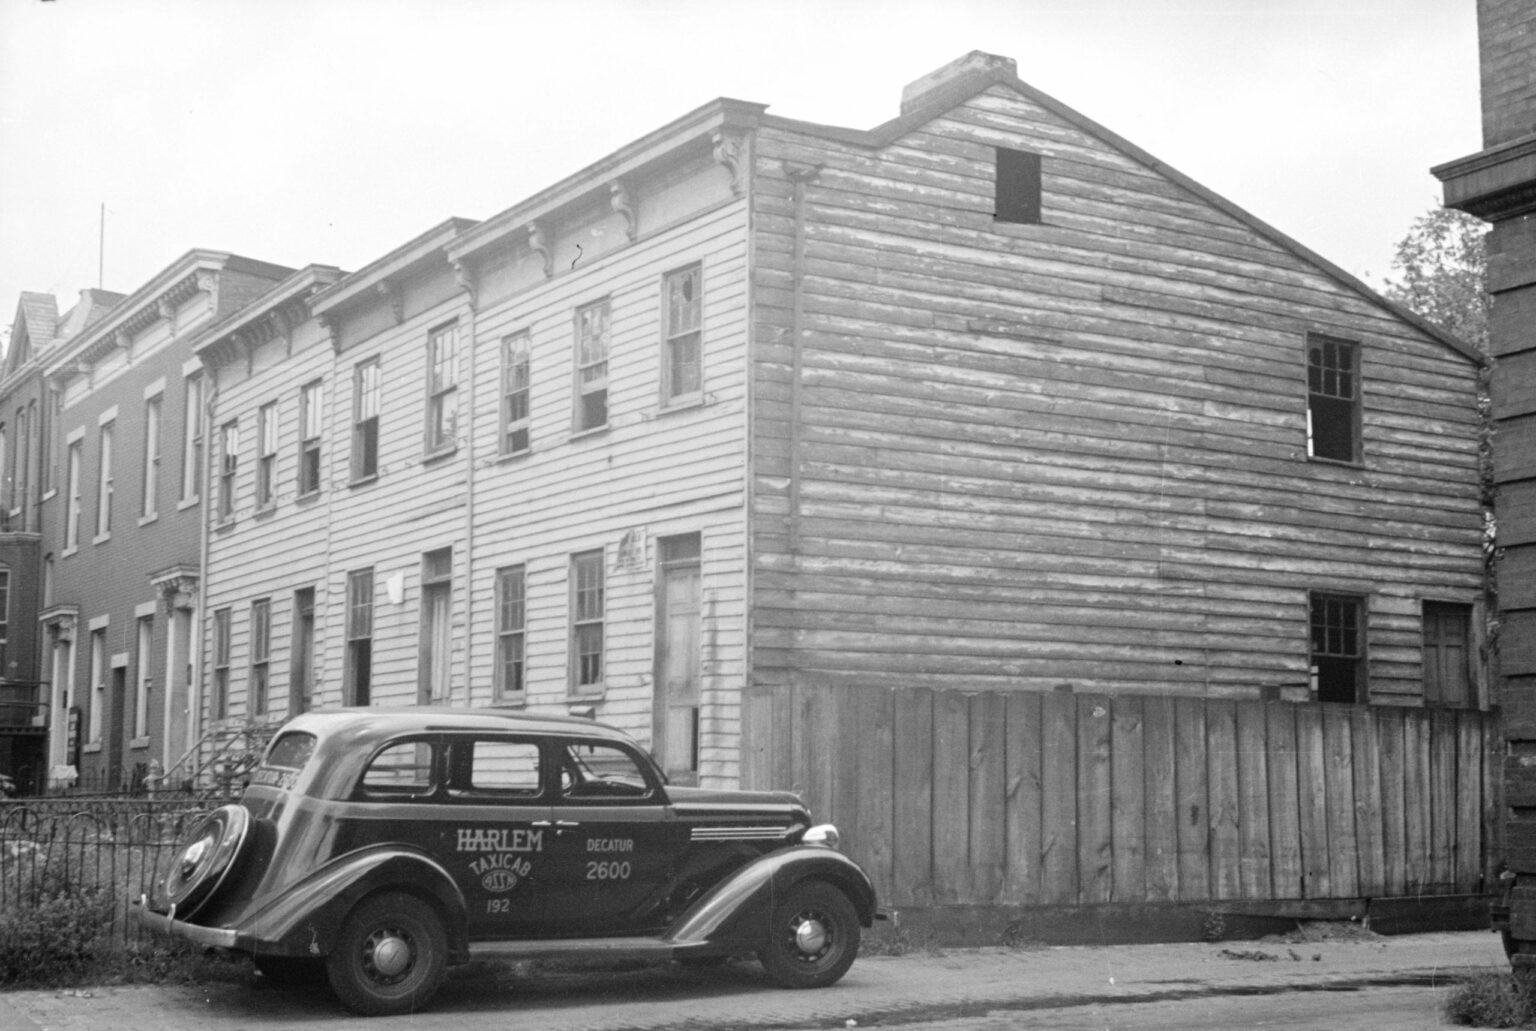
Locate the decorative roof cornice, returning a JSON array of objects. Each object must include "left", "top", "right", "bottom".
[
  {"left": 309, "top": 218, "right": 477, "bottom": 321},
  {"left": 446, "top": 97, "right": 766, "bottom": 266},
  {"left": 1434, "top": 133, "right": 1536, "bottom": 223},
  {"left": 190, "top": 264, "right": 344, "bottom": 369}
]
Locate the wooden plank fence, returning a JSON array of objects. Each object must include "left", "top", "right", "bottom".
[{"left": 743, "top": 685, "right": 1497, "bottom": 908}]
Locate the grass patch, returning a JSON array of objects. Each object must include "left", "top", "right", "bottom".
[{"left": 1444, "top": 971, "right": 1536, "bottom": 1028}]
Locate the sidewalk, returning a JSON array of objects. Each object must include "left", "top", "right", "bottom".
[{"left": 0, "top": 929, "right": 1509, "bottom": 1031}]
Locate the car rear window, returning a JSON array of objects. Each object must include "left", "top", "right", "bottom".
[{"left": 264, "top": 732, "right": 317, "bottom": 770}]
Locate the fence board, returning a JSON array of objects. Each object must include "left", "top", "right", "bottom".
[
  {"left": 1295, "top": 705, "right": 1330, "bottom": 898},
  {"left": 1236, "top": 701, "right": 1271, "bottom": 899},
  {"left": 891, "top": 687, "right": 934, "bottom": 906},
  {"left": 1486, "top": 713, "right": 1502, "bottom": 890},
  {"left": 1265, "top": 703, "right": 1302, "bottom": 898},
  {"left": 1111, "top": 695, "right": 1146, "bottom": 903},
  {"left": 970, "top": 692, "right": 1007, "bottom": 903},
  {"left": 1351, "top": 705, "right": 1385, "bottom": 897},
  {"left": 1403, "top": 711, "right": 1431, "bottom": 893},
  {"left": 1430, "top": 712, "right": 1458, "bottom": 892},
  {"left": 1378, "top": 709, "right": 1408, "bottom": 895},
  {"left": 1142, "top": 695, "right": 1179, "bottom": 902},
  {"left": 1077, "top": 695, "right": 1114, "bottom": 904},
  {"left": 1458, "top": 710, "right": 1483, "bottom": 893},
  {"left": 1039, "top": 691, "right": 1078, "bottom": 904},
  {"left": 1002, "top": 691, "right": 1043, "bottom": 905},
  {"left": 1207, "top": 700, "right": 1242, "bottom": 900},
  {"left": 1323, "top": 705, "right": 1359, "bottom": 898},
  {"left": 933, "top": 690, "right": 971, "bottom": 904},
  {"left": 1174, "top": 696, "right": 1210, "bottom": 901},
  {"left": 852, "top": 686, "right": 895, "bottom": 895}
]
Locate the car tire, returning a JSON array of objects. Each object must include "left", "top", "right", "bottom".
[
  {"left": 162, "top": 804, "right": 251, "bottom": 920},
  {"left": 756, "top": 880, "right": 860, "bottom": 989},
  {"left": 327, "top": 892, "right": 447, "bottom": 1016},
  {"left": 254, "top": 954, "right": 326, "bottom": 986}
]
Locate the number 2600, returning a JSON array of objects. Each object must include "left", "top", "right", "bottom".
[{"left": 586, "top": 860, "right": 632, "bottom": 881}]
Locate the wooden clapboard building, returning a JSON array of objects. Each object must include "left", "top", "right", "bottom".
[{"left": 190, "top": 53, "right": 1487, "bottom": 924}]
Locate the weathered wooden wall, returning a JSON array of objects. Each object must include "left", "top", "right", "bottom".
[{"left": 743, "top": 683, "right": 1495, "bottom": 908}]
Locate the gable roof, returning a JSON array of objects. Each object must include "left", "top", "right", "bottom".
[{"left": 762, "top": 51, "right": 1483, "bottom": 366}]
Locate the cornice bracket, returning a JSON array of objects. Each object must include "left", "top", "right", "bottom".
[
  {"left": 376, "top": 281, "right": 404, "bottom": 325},
  {"left": 528, "top": 221, "right": 553, "bottom": 279},
  {"left": 610, "top": 181, "right": 637, "bottom": 241},
  {"left": 450, "top": 257, "right": 479, "bottom": 310},
  {"left": 712, "top": 130, "right": 747, "bottom": 196}
]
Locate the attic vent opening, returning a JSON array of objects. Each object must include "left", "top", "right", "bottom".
[{"left": 995, "top": 147, "right": 1042, "bottom": 225}]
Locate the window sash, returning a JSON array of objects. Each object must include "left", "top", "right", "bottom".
[
  {"left": 664, "top": 266, "right": 703, "bottom": 401},
  {"left": 219, "top": 422, "right": 239, "bottom": 520},
  {"left": 65, "top": 443, "right": 81, "bottom": 548},
  {"left": 496, "top": 566, "right": 526, "bottom": 700},
  {"left": 571, "top": 551, "right": 604, "bottom": 690},
  {"left": 353, "top": 359, "right": 380, "bottom": 480},
  {"left": 428, "top": 325, "right": 458, "bottom": 452},
  {"left": 142, "top": 396, "right": 161, "bottom": 518},
  {"left": 181, "top": 374, "right": 203, "bottom": 502},
  {"left": 96, "top": 423, "right": 114, "bottom": 535},
  {"left": 502, "top": 334, "right": 531, "bottom": 454},
  {"left": 299, "top": 381, "right": 323, "bottom": 495},
  {"left": 257, "top": 403, "right": 277, "bottom": 506}
]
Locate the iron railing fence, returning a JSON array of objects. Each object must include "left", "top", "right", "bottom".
[{"left": 0, "top": 799, "right": 211, "bottom": 947}]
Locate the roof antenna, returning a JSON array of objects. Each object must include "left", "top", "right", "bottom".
[{"left": 98, "top": 202, "right": 106, "bottom": 289}]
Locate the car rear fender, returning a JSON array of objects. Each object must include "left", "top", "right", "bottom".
[
  {"left": 237, "top": 844, "right": 469, "bottom": 961},
  {"left": 666, "top": 845, "right": 876, "bottom": 947}
]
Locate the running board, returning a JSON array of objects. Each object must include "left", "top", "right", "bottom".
[{"left": 467, "top": 936, "right": 709, "bottom": 963}]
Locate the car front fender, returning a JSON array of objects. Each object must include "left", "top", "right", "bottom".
[
  {"left": 234, "top": 844, "right": 469, "bottom": 961},
  {"left": 665, "top": 845, "right": 877, "bottom": 948}
]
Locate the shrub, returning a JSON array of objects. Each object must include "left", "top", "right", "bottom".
[
  {"left": 1443, "top": 971, "right": 1536, "bottom": 1028},
  {"left": 0, "top": 883, "right": 116, "bottom": 986}
]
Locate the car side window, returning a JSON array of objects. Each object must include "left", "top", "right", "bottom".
[
  {"left": 466, "top": 739, "right": 542, "bottom": 797},
  {"left": 559, "top": 741, "right": 654, "bottom": 801},
  {"left": 359, "top": 739, "right": 436, "bottom": 798}
]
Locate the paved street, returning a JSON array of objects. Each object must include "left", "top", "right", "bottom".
[{"left": 0, "top": 930, "right": 1506, "bottom": 1031}]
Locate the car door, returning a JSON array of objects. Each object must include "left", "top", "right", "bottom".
[
  {"left": 438, "top": 734, "right": 552, "bottom": 937},
  {"left": 540, "top": 737, "right": 681, "bottom": 935}
]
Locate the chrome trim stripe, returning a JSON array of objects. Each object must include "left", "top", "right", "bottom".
[{"left": 690, "top": 826, "right": 794, "bottom": 841}]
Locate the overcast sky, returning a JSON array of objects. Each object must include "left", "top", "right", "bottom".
[{"left": 0, "top": 0, "right": 1481, "bottom": 342}]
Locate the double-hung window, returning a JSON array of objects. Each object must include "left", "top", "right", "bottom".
[
  {"left": 571, "top": 549, "right": 604, "bottom": 694},
  {"left": 574, "top": 300, "right": 609, "bottom": 432},
  {"left": 662, "top": 265, "right": 703, "bottom": 405},
  {"left": 501, "top": 333, "right": 531, "bottom": 455},
  {"left": 419, "top": 548, "right": 453, "bottom": 703},
  {"left": 1310, "top": 592, "right": 1365, "bottom": 704},
  {"left": 218, "top": 420, "right": 239, "bottom": 522},
  {"left": 180, "top": 373, "right": 203, "bottom": 505},
  {"left": 345, "top": 568, "right": 374, "bottom": 706},
  {"left": 426, "top": 323, "right": 458, "bottom": 455},
  {"left": 256, "top": 402, "right": 278, "bottom": 510},
  {"left": 64, "top": 439, "right": 82, "bottom": 550},
  {"left": 353, "top": 358, "right": 380, "bottom": 482},
  {"left": 213, "top": 608, "right": 231, "bottom": 720},
  {"left": 495, "top": 565, "right": 527, "bottom": 702},
  {"left": 95, "top": 420, "right": 114, "bottom": 540},
  {"left": 250, "top": 598, "right": 271, "bottom": 716},
  {"left": 298, "top": 380, "right": 323, "bottom": 496},
  {"left": 1306, "top": 333, "right": 1361, "bottom": 463},
  {"left": 141, "top": 394, "right": 161, "bottom": 520}
]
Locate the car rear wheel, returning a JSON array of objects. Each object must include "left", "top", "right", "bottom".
[
  {"left": 327, "top": 892, "right": 447, "bottom": 1016},
  {"left": 162, "top": 804, "right": 251, "bottom": 920},
  {"left": 757, "top": 880, "right": 859, "bottom": 989}
]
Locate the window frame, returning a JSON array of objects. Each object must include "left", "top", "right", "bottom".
[
  {"left": 180, "top": 373, "right": 203, "bottom": 506},
  {"left": 425, "top": 322, "right": 459, "bottom": 457},
  {"left": 352, "top": 357, "right": 380, "bottom": 483},
  {"left": 1309, "top": 591, "right": 1367, "bottom": 704},
  {"left": 250, "top": 597, "right": 271, "bottom": 716},
  {"left": 256, "top": 401, "right": 278, "bottom": 511},
  {"left": 213, "top": 608, "right": 231, "bottom": 721},
  {"left": 995, "top": 147, "right": 1043, "bottom": 225},
  {"left": 95, "top": 420, "right": 114, "bottom": 541},
  {"left": 494, "top": 564, "right": 527, "bottom": 703},
  {"left": 1423, "top": 600, "right": 1475, "bottom": 708},
  {"left": 141, "top": 393, "right": 162, "bottom": 521},
  {"left": 345, "top": 568, "right": 374, "bottom": 707},
  {"left": 500, "top": 332, "right": 531, "bottom": 456},
  {"left": 1305, "top": 332, "right": 1363, "bottom": 465},
  {"left": 64, "top": 439, "right": 82, "bottom": 551},
  {"left": 217, "top": 420, "right": 239, "bottom": 524},
  {"left": 661, "top": 264, "right": 704, "bottom": 407},
  {"left": 573, "top": 299, "right": 610, "bottom": 433},
  {"left": 419, "top": 548, "right": 453, "bottom": 704},
  {"left": 133, "top": 614, "right": 152, "bottom": 742},
  {"left": 297, "top": 379, "right": 323, "bottom": 498},
  {"left": 570, "top": 549, "right": 605, "bottom": 696}
]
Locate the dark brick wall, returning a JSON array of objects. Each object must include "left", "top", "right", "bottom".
[{"left": 1479, "top": 0, "right": 1536, "bottom": 146}]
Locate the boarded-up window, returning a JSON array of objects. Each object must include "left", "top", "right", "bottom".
[
  {"left": 1424, "top": 601, "right": 1473, "bottom": 707},
  {"left": 1310, "top": 593, "right": 1364, "bottom": 704},
  {"left": 995, "top": 147, "right": 1042, "bottom": 224},
  {"left": 1307, "top": 334, "right": 1360, "bottom": 463}
]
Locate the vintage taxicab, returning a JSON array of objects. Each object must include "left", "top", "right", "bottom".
[{"left": 133, "top": 708, "right": 879, "bottom": 1015}]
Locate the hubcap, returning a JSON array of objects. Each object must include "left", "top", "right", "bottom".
[
  {"left": 793, "top": 915, "right": 829, "bottom": 957},
  {"left": 368, "top": 931, "right": 413, "bottom": 980},
  {"left": 178, "top": 835, "right": 211, "bottom": 879}
]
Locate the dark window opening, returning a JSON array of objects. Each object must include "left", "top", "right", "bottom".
[
  {"left": 1424, "top": 601, "right": 1474, "bottom": 708},
  {"left": 1307, "top": 334, "right": 1360, "bottom": 463},
  {"left": 1310, "top": 593, "right": 1364, "bottom": 703},
  {"left": 995, "top": 147, "right": 1042, "bottom": 225}
]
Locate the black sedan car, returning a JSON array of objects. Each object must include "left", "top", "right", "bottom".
[{"left": 135, "top": 708, "right": 879, "bottom": 1015}]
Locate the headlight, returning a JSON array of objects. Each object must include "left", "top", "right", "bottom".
[{"left": 802, "top": 823, "right": 840, "bottom": 849}]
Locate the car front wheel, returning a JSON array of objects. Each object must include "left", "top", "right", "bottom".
[
  {"left": 326, "top": 892, "right": 447, "bottom": 1016},
  {"left": 757, "top": 880, "right": 860, "bottom": 989}
]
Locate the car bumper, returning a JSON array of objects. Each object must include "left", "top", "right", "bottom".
[{"left": 131, "top": 896, "right": 240, "bottom": 949}]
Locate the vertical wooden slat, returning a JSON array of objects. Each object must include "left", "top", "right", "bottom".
[
  {"left": 932, "top": 689, "right": 970, "bottom": 904},
  {"left": 1039, "top": 691, "right": 1078, "bottom": 904},
  {"left": 739, "top": 684, "right": 775, "bottom": 791},
  {"left": 1174, "top": 696, "right": 1210, "bottom": 901},
  {"left": 1430, "top": 710, "right": 1458, "bottom": 892},
  {"left": 1206, "top": 699, "right": 1242, "bottom": 901},
  {"left": 1111, "top": 695, "right": 1146, "bottom": 903},
  {"left": 1486, "top": 711, "right": 1502, "bottom": 890},
  {"left": 1235, "top": 701, "right": 1271, "bottom": 899},
  {"left": 892, "top": 687, "right": 934, "bottom": 907},
  {"left": 1322, "top": 704, "right": 1358, "bottom": 898},
  {"left": 1457, "top": 709, "right": 1483, "bottom": 893},
  {"left": 1142, "top": 695, "right": 1179, "bottom": 902},
  {"left": 1295, "top": 704, "right": 1331, "bottom": 898},
  {"left": 1403, "top": 710, "right": 1430, "bottom": 894},
  {"left": 969, "top": 692, "right": 1007, "bottom": 903},
  {"left": 1351, "top": 705, "right": 1385, "bottom": 897},
  {"left": 1003, "top": 691, "right": 1043, "bottom": 905},
  {"left": 853, "top": 686, "right": 895, "bottom": 899},
  {"left": 1378, "top": 708, "right": 1407, "bottom": 895},
  {"left": 1077, "top": 694, "right": 1114, "bottom": 904},
  {"left": 1265, "top": 703, "right": 1302, "bottom": 899}
]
